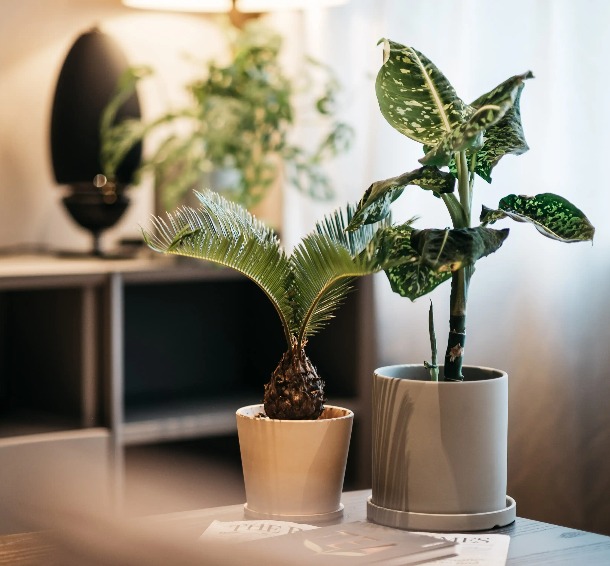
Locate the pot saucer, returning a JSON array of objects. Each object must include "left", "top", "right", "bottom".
[
  {"left": 367, "top": 496, "right": 516, "bottom": 532},
  {"left": 244, "top": 503, "right": 344, "bottom": 523}
]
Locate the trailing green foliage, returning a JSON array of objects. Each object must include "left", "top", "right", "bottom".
[
  {"left": 349, "top": 38, "right": 595, "bottom": 381},
  {"left": 102, "top": 21, "right": 353, "bottom": 211},
  {"left": 100, "top": 66, "right": 153, "bottom": 184}
]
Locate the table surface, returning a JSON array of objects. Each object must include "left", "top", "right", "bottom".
[
  {"left": 157, "top": 490, "right": 610, "bottom": 565},
  {"left": 3, "top": 490, "right": 610, "bottom": 565}
]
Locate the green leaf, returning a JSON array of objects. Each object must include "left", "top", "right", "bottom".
[
  {"left": 420, "top": 72, "right": 533, "bottom": 168},
  {"left": 469, "top": 71, "right": 534, "bottom": 110},
  {"left": 470, "top": 74, "right": 533, "bottom": 182},
  {"left": 346, "top": 166, "right": 455, "bottom": 231},
  {"left": 479, "top": 205, "right": 507, "bottom": 225},
  {"left": 482, "top": 193, "right": 595, "bottom": 242},
  {"left": 410, "top": 166, "right": 456, "bottom": 194},
  {"left": 411, "top": 226, "right": 510, "bottom": 272},
  {"left": 143, "top": 191, "right": 390, "bottom": 350},
  {"left": 142, "top": 189, "right": 293, "bottom": 343},
  {"left": 375, "top": 39, "right": 469, "bottom": 146},
  {"left": 380, "top": 224, "right": 451, "bottom": 301},
  {"left": 293, "top": 204, "right": 390, "bottom": 344},
  {"left": 99, "top": 65, "right": 153, "bottom": 180},
  {"left": 441, "top": 193, "right": 470, "bottom": 229},
  {"left": 418, "top": 114, "right": 485, "bottom": 167},
  {"left": 315, "top": 201, "right": 389, "bottom": 258}
]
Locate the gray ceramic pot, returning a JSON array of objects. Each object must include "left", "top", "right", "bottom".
[{"left": 367, "top": 365, "right": 516, "bottom": 532}]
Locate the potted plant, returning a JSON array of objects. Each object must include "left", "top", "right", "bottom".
[
  {"left": 142, "top": 189, "right": 387, "bottom": 520},
  {"left": 102, "top": 21, "right": 353, "bottom": 225},
  {"left": 346, "top": 39, "right": 595, "bottom": 531}
]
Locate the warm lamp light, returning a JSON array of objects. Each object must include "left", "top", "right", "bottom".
[
  {"left": 238, "top": 0, "right": 347, "bottom": 11},
  {"left": 122, "top": 0, "right": 348, "bottom": 12},
  {"left": 122, "top": 0, "right": 232, "bottom": 11}
]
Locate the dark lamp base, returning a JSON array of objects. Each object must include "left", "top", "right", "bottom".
[{"left": 62, "top": 184, "right": 130, "bottom": 256}]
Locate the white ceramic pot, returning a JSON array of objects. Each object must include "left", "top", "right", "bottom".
[
  {"left": 367, "top": 365, "right": 516, "bottom": 532},
  {"left": 236, "top": 404, "right": 353, "bottom": 522}
]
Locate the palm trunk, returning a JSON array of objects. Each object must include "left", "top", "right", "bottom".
[{"left": 263, "top": 341, "right": 326, "bottom": 419}]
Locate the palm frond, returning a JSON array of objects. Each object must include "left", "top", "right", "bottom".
[
  {"left": 292, "top": 204, "right": 390, "bottom": 346},
  {"left": 315, "top": 201, "right": 386, "bottom": 257},
  {"left": 142, "top": 189, "right": 292, "bottom": 345}
]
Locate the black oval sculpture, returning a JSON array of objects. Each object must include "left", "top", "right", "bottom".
[
  {"left": 51, "top": 27, "right": 142, "bottom": 184},
  {"left": 50, "top": 28, "right": 142, "bottom": 256}
]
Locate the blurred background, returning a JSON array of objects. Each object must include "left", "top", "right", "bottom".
[{"left": 1, "top": 0, "right": 609, "bottom": 536}]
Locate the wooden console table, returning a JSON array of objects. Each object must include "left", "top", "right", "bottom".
[
  {"left": 2, "top": 491, "right": 610, "bottom": 564},
  {"left": 157, "top": 490, "right": 610, "bottom": 564}
]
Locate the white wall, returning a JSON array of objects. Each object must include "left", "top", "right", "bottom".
[{"left": 0, "top": 0, "right": 227, "bottom": 254}]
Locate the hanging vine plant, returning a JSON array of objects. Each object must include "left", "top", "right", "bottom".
[{"left": 101, "top": 20, "right": 353, "bottom": 213}]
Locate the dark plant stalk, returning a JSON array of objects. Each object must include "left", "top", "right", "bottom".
[
  {"left": 442, "top": 151, "right": 471, "bottom": 382},
  {"left": 443, "top": 267, "right": 470, "bottom": 381}
]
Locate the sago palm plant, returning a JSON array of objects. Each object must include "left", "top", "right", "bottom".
[{"left": 143, "top": 189, "right": 389, "bottom": 420}]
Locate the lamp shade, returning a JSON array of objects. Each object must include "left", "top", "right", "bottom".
[
  {"left": 237, "top": 0, "right": 348, "bottom": 11},
  {"left": 50, "top": 28, "right": 142, "bottom": 185},
  {"left": 123, "top": 0, "right": 232, "bottom": 11},
  {"left": 121, "top": 0, "right": 348, "bottom": 12}
]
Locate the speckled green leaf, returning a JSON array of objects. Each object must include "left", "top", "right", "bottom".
[
  {"left": 411, "top": 166, "right": 456, "bottom": 194},
  {"left": 346, "top": 181, "right": 403, "bottom": 232},
  {"left": 375, "top": 39, "right": 469, "bottom": 146},
  {"left": 411, "top": 226, "right": 510, "bottom": 272},
  {"left": 484, "top": 193, "right": 595, "bottom": 242},
  {"left": 421, "top": 72, "right": 533, "bottom": 168},
  {"left": 469, "top": 71, "right": 534, "bottom": 110},
  {"left": 380, "top": 224, "right": 451, "bottom": 300},
  {"left": 479, "top": 205, "right": 507, "bottom": 225},
  {"left": 346, "top": 166, "right": 455, "bottom": 230},
  {"left": 470, "top": 76, "right": 533, "bottom": 182},
  {"left": 419, "top": 109, "right": 487, "bottom": 167}
]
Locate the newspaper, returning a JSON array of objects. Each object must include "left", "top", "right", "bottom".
[
  {"left": 199, "top": 519, "right": 318, "bottom": 543},
  {"left": 200, "top": 520, "right": 510, "bottom": 564},
  {"left": 421, "top": 532, "right": 510, "bottom": 565}
]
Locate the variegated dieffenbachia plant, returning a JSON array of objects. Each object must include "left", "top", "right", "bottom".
[{"left": 347, "top": 39, "right": 595, "bottom": 382}]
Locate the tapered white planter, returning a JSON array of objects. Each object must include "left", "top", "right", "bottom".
[
  {"left": 236, "top": 404, "right": 353, "bottom": 521},
  {"left": 368, "top": 365, "right": 516, "bottom": 532}
]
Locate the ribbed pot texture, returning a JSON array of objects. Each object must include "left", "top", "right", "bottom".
[{"left": 236, "top": 404, "right": 353, "bottom": 520}]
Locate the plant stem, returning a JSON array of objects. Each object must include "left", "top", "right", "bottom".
[
  {"left": 443, "top": 151, "right": 471, "bottom": 382},
  {"left": 425, "top": 300, "right": 439, "bottom": 381},
  {"left": 443, "top": 266, "right": 470, "bottom": 381},
  {"left": 456, "top": 151, "right": 471, "bottom": 222}
]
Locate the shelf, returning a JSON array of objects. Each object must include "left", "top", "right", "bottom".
[
  {"left": 0, "top": 253, "right": 376, "bottom": 488},
  {"left": 0, "top": 408, "right": 81, "bottom": 440},
  {"left": 0, "top": 253, "right": 236, "bottom": 289},
  {"left": 122, "top": 398, "right": 255, "bottom": 445}
]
